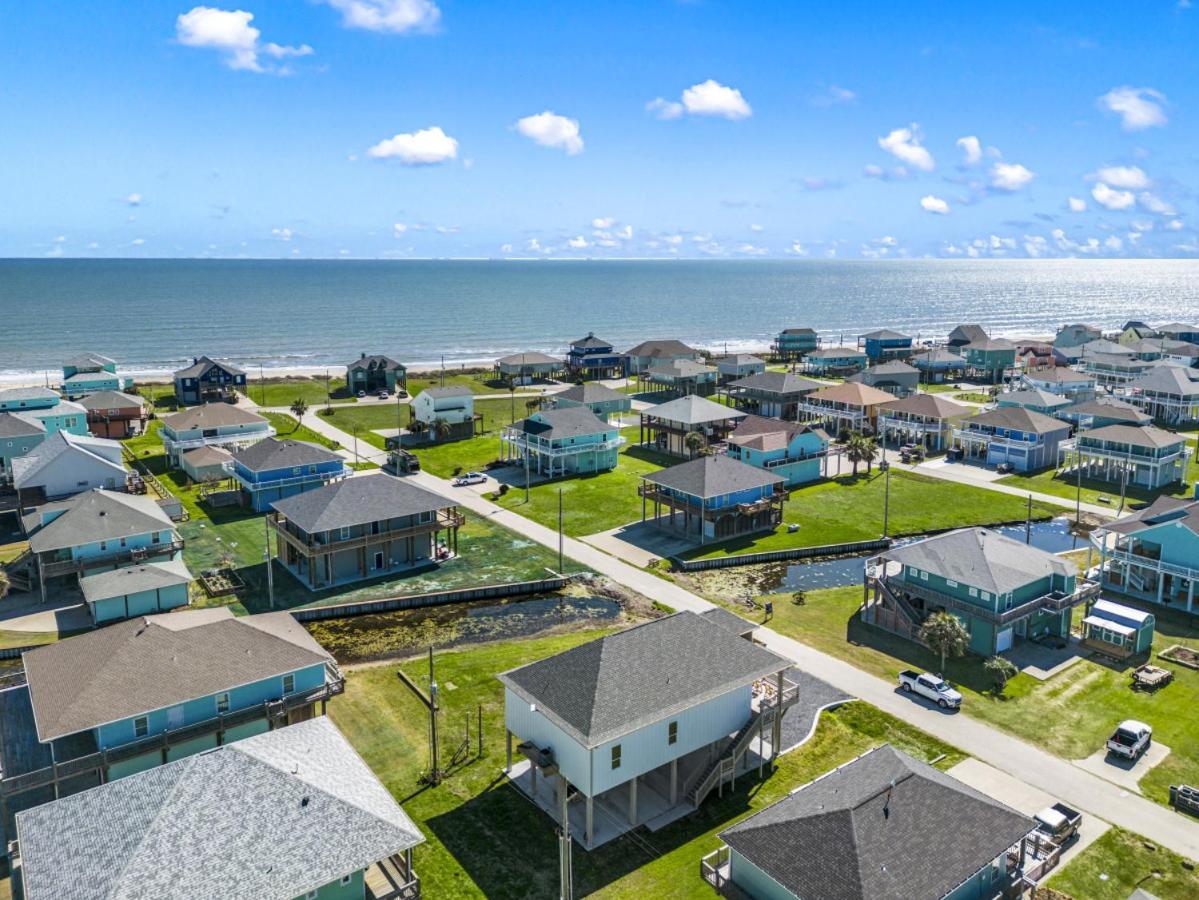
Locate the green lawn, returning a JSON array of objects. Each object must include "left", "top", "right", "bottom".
[
  {"left": 706, "top": 583, "right": 1199, "bottom": 807},
  {"left": 243, "top": 375, "right": 355, "bottom": 408},
  {"left": 1048, "top": 827, "right": 1199, "bottom": 899},
  {"left": 997, "top": 444, "right": 1198, "bottom": 509},
  {"left": 954, "top": 392, "right": 994, "bottom": 403},
  {"left": 492, "top": 428, "right": 674, "bottom": 535},
  {"left": 261, "top": 412, "right": 340, "bottom": 450},
  {"left": 328, "top": 628, "right": 964, "bottom": 899},
  {"left": 406, "top": 370, "right": 512, "bottom": 396},
  {"left": 683, "top": 470, "right": 1059, "bottom": 560}
]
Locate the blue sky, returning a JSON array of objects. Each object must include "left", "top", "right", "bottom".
[{"left": 2, "top": 1, "right": 1197, "bottom": 259}]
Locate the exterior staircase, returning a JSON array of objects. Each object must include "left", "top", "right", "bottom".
[{"left": 3, "top": 547, "right": 34, "bottom": 593}]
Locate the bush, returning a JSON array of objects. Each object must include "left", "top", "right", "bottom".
[
  {"left": 498, "top": 483, "right": 510, "bottom": 496},
  {"left": 983, "top": 655, "right": 1019, "bottom": 695}
]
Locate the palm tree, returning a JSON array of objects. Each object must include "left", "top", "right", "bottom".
[
  {"left": 918, "top": 611, "right": 970, "bottom": 674},
  {"left": 845, "top": 432, "right": 867, "bottom": 475},
  {"left": 433, "top": 417, "right": 452, "bottom": 442},
  {"left": 288, "top": 399, "right": 309, "bottom": 428},
  {"left": 0, "top": 567, "right": 9, "bottom": 602},
  {"left": 525, "top": 398, "right": 541, "bottom": 415},
  {"left": 683, "top": 430, "right": 708, "bottom": 458},
  {"left": 861, "top": 435, "right": 879, "bottom": 473}
]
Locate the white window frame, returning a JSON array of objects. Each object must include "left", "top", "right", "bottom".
[
  {"left": 216, "top": 692, "right": 230, "bottom": 714},
  {"left": 283, "top": 673, "right": 296, "bottom": 694},
  {"left": 340, "top": 874, "right": 353, "bottom": 886},
  {"left": 134, "top": 716, "right": 149, "bottom": 738},
  {"left": 945, "top": 579, "right": 958, "bottom": 588}
]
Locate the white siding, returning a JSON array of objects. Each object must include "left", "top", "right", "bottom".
[
  {"left": 505, "top": 687, "right": 594, "bottom": 794},
  {"left": 16, "top": 449, "right": 126, "bottom": 497}
]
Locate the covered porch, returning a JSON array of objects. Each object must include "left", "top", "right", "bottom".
[{"left": 364, "top": 852, "right": 420, "bottom": 899}]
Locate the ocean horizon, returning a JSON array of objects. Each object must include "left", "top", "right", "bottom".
[{"left": 3, "top": 257, "right": 1198, "bottom": 382}]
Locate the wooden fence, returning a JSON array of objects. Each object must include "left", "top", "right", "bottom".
[{"left": 669, "top": 538, "right": 891, "bottom": 572}]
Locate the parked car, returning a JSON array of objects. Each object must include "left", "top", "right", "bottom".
[
  {"left": 377, "top": 390, "right": 390, "bottom": 399},
  {"left": 996, "top": 462, "right": 1014, "bottom": 474},
  {"left": 356, "top": 390, "right": 366, "bottom": 398},
  {"left": 898, "top": 670, "right": 962, "bottom": 709},
  {"left": 1106, "top": 720, "right": 1152, "bottom": 760},
  {"left": 452, "top": 472, "right": 487, "bottom": 486},
  {"left": 1034, "top": 803, "right": 1082, "bottom": 846}
]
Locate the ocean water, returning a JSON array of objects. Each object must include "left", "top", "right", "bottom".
[{"left": 2, "top": 258, "right": 1198, "bottom": 379}]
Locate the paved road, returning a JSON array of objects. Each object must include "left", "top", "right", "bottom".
[{"left": 301, "top": 410, "right": 1199, "bottom": 860}]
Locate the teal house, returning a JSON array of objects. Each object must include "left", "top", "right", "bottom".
[
  {"left": 857, "top": 328, "right": 913, "bottom": 361},
  {"left": 1056, "top": 398, "right": 1151, "bottom": 430},
  {"left": 1081, "top": 598, "right": 1155, "bottom": 658},
  {"left": 550, "top": 381, "right": 632, "bottom": 420},
  {"left": 961, "top": 338, "right": 1017, "bottom": 383},
  {"left": 863, "top": 527, "right": 1096, "bottom": 656},
  {"left": 707, "top": 744, "right": 1037, "bottom": 900},
  {"left": 640, "top": 455, "right": 785, "bottom": 544},
  {"left": 0, "top": 389, "right": 88, "bottom": 448},
  {"left": 346, "top": 352, "right": 406, "bottom": 395},
  {"left": 911, "top": 347, "right": 966, "bottom": 383},
  {"left": 230, "top": 436, "right": 349, "bottom": 512},
  {"left": 800, "top": 346, "right": 868, "bottom": 376},
  {"left": 1059, "top": 424, "right": 1190, "bottom": 490},
  {"left": 60, "top": 353, "right": 130, "bottom": 398},
  {"left": 79, "top": 557, "right": 192, "bottom": 624},
  {"left": 726, "top": 415, "right": 829, "bottom": 487},
  {"left": 0, "top": 413, "right": 48, "bottom": 484},
  {"left": 772, "top": 327, "right": 819, "bottom": 361},
  {"left": 1092, "top": 496, "right": 1199, "bottom": 610},
  {"left": 500, "top": 407, "right": 623, "bottom": 477},
  {"left": 996, "top": 388, "right": 1072, "bottom": 416},
  {"left": 13, "top": 717, "right": 423, "bottom": 900},
  {"left": 0, "top": 386, "right": 60, "bottom": 413}
]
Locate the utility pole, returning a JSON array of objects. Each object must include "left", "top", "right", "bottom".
[
  {"left": 428, "top": 647, "right": 441, "bottom": 785},
  {"left": 1025, "top": 494, "right": 1032, "bottom": 545},
  {"left": 558, "top": 488, "right": 564, "bottom": 573},
  {"left": 259, "top": 363, "right": 266, "bottom": 406},
  {"left": 1075, "top": 448, "right": 1083, "bottom": 526},
  {"left": 324, "top": 368, "right": 331, "bottom": 412},
  {"left": 352, "top": 425, "right": 360, "bottom": 466},
  {"left": 440, "top": 355, "right": 445, "bottom": 387},
  {"left": 558, "top": 778, "right": 574, "bottom": 900},
  {"left": 525, "top": 444, "right": 531, "bottom": 503},
  {"left": 880, "top": 460, "right": 891, "bottom": 538},
  {"left": 264, "top": 514, "right": 275, "bottom": 609}
]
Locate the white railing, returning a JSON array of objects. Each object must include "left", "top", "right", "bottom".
[
  {"left": 227, "top": 463, "right": 350, "bottom": 492},
  {"left": 161, "top": 427, "right": 276, "bottom": 452},
  {"left": 500, "top": 429, "right": 625, "bottom": 457},
  {"left": 1100, "top": 545, "right": 1199, "bottom": 582}
]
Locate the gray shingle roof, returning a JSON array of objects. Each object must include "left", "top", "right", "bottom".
[
  {"left": 1060, "top": 398, "right": 1150, "bottom": 424},
  {"left": 0, "top": 411, "right": 46, "bottom": 438},
  {"left": 642, "top": 394, "right": 746, "bottom": 426},
  {"left": 421, "top": 386, "right": 473, "bottom": 399},
  {"left": 947, "top": 324, "right": 988, "bottom": 344},
  {"left": 182, "top": 445, "right": 234, "bottom": 467},
  {"left": 520, "top": 407, "right": 614, "bottom": 440},
  {"left": 858, "top": 329, "right": 911, "bottom": 341},
  {"left": 497, "top": 351, "right": 560, "bottom": 367},
  {"left": 78, "top": 390, "right": 144, "bottom": 411},
  {"left": 779, "top": 327, "right": 817, "bottom": 336},
  {"left": 998, "top": 388, "right": 1072, "bottom": 410},
  {"left": 911, "top": 347, "right": 965, "bottom": 366},
  {"left": 554, "top": 382, "right": 625, "bottom": 404},
  {"left": 15, "top": 717, "right": 424, "bottom": 900},
  {"left": 62, "top": 372, "right": 118, "bottom": 386},
  {"left": 161, "top": 403, "right": 268, "bottom": 431},
  {"left": 728, "top": 371, "right": 823, "bottom": 396},
  {"left": 78, "top": 557, "right": 193, "bottom": 604},
  {"left": 27, "top": 490, "right": 174, "bottom": 554},
  {"left": 805, "top": 346, "right": 867, "bottom": 359},
  {"left": 963, "top": 337, "right": 1016, "bottom": 352},
  {"left": 63, "top": 352, "right": 116, "bottom": 370},
  {"left": 498, "top": 611, "right": 788, "bottom": 747},
  {"left": 232, "top": 437, "right": 342, "bottom": 472},
  {"left": 646, "top": 359, "right": 716, "bottom": 379},
  {"left": 699, "top": 606, "right": 757, "bottom": 637},
  {"left": 1079, "top": 424, "right": 1187, "bottom": 449},
  {"left": 623, "top": 339, "right": 700, "bottom": 358},
  {"left": 1102, "top": 496, "right": 1199, "bottom": 538},
  {"left": 22, "top": 607, "right": 331, "bottom": 741},
  {"left": 572, "top": 332, "right": 612, "bottom": 349},
  {"left": 967, "top": 405, "right": 1070, "bottom": 434},
  {"left": 346, "top": 353, "right": 405, "bottom": 371},
  {"left": 716, "top": 353, "right": 766, "bottom": 366},
  {"left": 1024, "top": 367, "right": 1094, "bottom": 384},
  {"left": 173, "top": 356, "right": 245, "bottom": 379},
  {"left": 10, "top": 430, "right": 124, "bottom": 489},
  {"left": 643, "top": 454, "right": 782, "bottom": 499},
  {"left": 0, "top": 386, "right": 59, "bottom": 404},
  {"left": 1128, "top": 366, "right": 1199, "bottom": 397},
  {"left": 885, "top": 527, "right": 1075, "bottom": 595},
  {"left": 271, "top": 472, "right": 453, "bottom": 533},
  {"left": 720, "top": 744, "right": 1035, "bottom": 900}
]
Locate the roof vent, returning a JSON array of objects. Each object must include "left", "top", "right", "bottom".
[{"left": 301, "top": 795, "right": 309, "bottom": 807}]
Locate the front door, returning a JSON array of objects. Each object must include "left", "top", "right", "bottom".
[
  {"left": 166, "top": 705, "right": 185, "bottom": 729},
  {"left": 373, "top": 551, "right": 384, "bottom": 570}
]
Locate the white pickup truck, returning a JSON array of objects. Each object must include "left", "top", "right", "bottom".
[
  {"left": 898, "top": 670, "right": 962, "bottom": 709},
  {"left": 1106, "top": 720, "right": 1152, "bottom": 760}
]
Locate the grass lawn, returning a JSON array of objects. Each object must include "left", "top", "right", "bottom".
[
  {"left": 706, "top": 583, "right": 1199, "bottom": 807},
  {"left": 243, "top": 375, "right": 355, "bottom": 408},
  {"left": 406, "top": 371, "right": 512, "bottom": 396},
  {"left": 997, "top": 445, "right": 1198, "bottom": 509},
  {"left": 1048, "top": 827, "right": 1199, "bottom": 899},
  {"left": 682, "top": 469, "right": 1060, "bottom": 560},
  {"left": 328, "top": 629, "right": 964, "bottom": 899},
  {"left": 492, "top": 428, "right": 674, "bottom": 536},
  {"left": 954, "top": 391, "right": 994, "bottom": 403},
  {"left": 261, "top": 411, "right": 340, "bottom": 450}
]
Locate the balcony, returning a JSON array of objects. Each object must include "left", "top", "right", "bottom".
[
  {"left": 39, "top": 539, "right": 185, "bottom": 578},
  {"left": 271, "top": 510, "right": 465, "bottom": 557},
  {"left": 228, "top": 463, "right": 351, "bottom": 493},
  {"left": 161, "top": 426, "right": 276, "bottom": 453},
  {"left": 500, "top": 428, "right": 625, "bottom": 456},
  {"left": 873, "top": 571, "right": 1098, "bottom": 627}
]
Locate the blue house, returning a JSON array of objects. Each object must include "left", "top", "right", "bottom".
[
  {"left": 501, "top": 611, "right": 795, "bottom": 849},
  {"left": 857, "top": 328, "right": 913, "bottom": 361},
  {"left": 500, "top": 407, "right": 624, "bottom": 478},
  {"left": 13, "top": 717, "right": 424, "bottom": 900},
  {"left": 640, "top": 454, "right": 785, "bottom": 544},
  {"left": 1159, "top": 322, "right": 1199, "bottom": 345},
  {"left": 1092, "top": 496, "right": 1199, "bottom": 610},
  {"left": 0, "top": 387, "right": 60, "bottom": 413},
  {"left": 230, "top": 436, "right": 349, "bottom": 512},
  {"left": 566, "top": 332, "right": 623, "bottom": 380},
  {"left": 726, "top": 415, "right": 829, "bottom": 487},
  {"left": 1081, "top": 598, "right": 1155, "bottom": 658},
  {"left": 550, "top": 381, "right": 632, "bottom": 420},
  {"left": 953, "top": 406, "right": 1071, "bottom": 471},
  {"left": 707, "top": 744, "right": 1037, "bottom": 900},
  {"left": 911, "top": 347, "right": 966, "bottom": 384},
  {"left": 172, "top": 356, "right": 247, "bottom": 405},
  {"left": 60, "top": 353, "right": 130, "bottom": 398},
  {"left": 772, "top": 327, "right": 820, "bottom": 361}
]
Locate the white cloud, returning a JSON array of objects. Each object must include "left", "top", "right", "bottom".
[
  {"left": 920, "top": 194, "right": 950, "bottom": 215},
  {"left": 515, "top": 111, "right": 584, "bottom": 155},
  {"left": 393, "top": 223, "right": 408, "bottom": 235},
  {"left": 130, "top": 238, "right": 146, "bottom": 246},
  {"left": 863, "top": 164, "right": 885, "bottom": 178},
  {"left": 1067, "top": 196, "right": 1087, "bottom": 212},
  {"left": 787, "top": 240, "right": 809, "bottom": 256},
  {"left": 500, "top": 243, "right": 513, "bottom": 253},
  {"left": 1098, "top": 86, "right": 1168, "bottom": 131},
  {"left": 125, "top": 192, "right": 142, "bottom": 206},
  {"left": 878, "top": 236, "right": 897, "bottom": 247},
  {"left": 1093, "top": 165, "right": 1149, "bottom": 190},
  {"left": 990, "top": 162, "right": 1034, "bottom": 191},
  {"left": 1091, "top": 182, "right": 1135, "bottom": 210},
  {"left": 645, "top": 98, "right": 684, "bottom": 120},
  {"left": 591, "top": 217, "right": 615, "bottom": 229},
  {"left": 322, "top": 0, "right": 440, "bottom": 34},
  {"left": 1138, "top": 192, "right": 1175, "bottom": 215},
  {"left": 749, "top": 224, "right": 764, "bottom": 233},
  {"left": 736, "top": 243, "right": 768, "bottom": 256},
  {"left": 1166, "top": 219, "right": 1185, "bottom": 231},
  {"left": 366, "top": 126, "right": 458, "bottom": 164},
  {"left": 52, "top": 235, "right": 66, "bottom": 243},
  {"left": 176, "top": 7, "right": 312, "bottom": 73},
  {"left": 650, "top": 80, "right": 751, "bottom": 121},
  {"left": 271, "top": 227, "right": 293, "bottom": 241},
  {"left": 1104, "top": 235, "right": 1124, "bottom": 251},
  {"left": 615, "top": 224, "right": 633, "bottom": 240},
  {"left": 877, "top": 125, "right": 934, "bottom": 172},
  {"left": 567, "top": 236, "right": 589, "bottom": 249},
  {"left": 811, "top": 85, "right": 856, "bottom": 107},
  {"left": 956, "top": 136, "right": 982, "bottom": 165}
]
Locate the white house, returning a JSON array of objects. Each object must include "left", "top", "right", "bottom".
[
  {"left": 410, "top": 387, "right": 475, "bottom": 427},
  {"left": 158, "top": 404, "right": 274, "bottom": 467},
  {"left": 10, "top": 431, "right": 127, "bottom": 499}
]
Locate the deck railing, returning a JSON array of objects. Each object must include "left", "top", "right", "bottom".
[
  {"left": 227, "top": 464, "right": 351, "bottom": 493},
  {"left": 271, "top": 510, "right": 465, "bottom": 556},
  {"left": 38, "top": 540, "right": 185, "bottom": 578}
]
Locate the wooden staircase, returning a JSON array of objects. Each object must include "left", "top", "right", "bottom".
[{"left": 3, "top": 547, "right": 34, "bottom": 593}]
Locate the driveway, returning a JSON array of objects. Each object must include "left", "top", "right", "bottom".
[{"left": 581, "top": 521, "right": 696, "bottom": 568}]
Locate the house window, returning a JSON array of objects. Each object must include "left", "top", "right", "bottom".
[
  {"left": 945, "top": 579, "right": 958, "bottom": 588},
  {"left": 283, "top": 673, "right": 296, "bottom": 694},
  {"left": 216, "top": 692, "right": 230, "bottom": 714},
  {"left": 134, "top": 716, "right": 149, "bottom": 738},
  {"left": 968, "top": 587, "right": 977, "bottom": 597},
  {"left": 293, "top": 467, "right": 301, "bottom": 475},
  {"left": 611, "top": 745, "right": 622, "bottom": 769},
  {"left": 980, "top": 591, "right": 991, "bottom": 601},
  {"left": 152, "top": 532, "right": 161, "bottom": 544},
  {"left": 340, "top": 526, "right": 352, "bottom": 540},
  {"left": 120, "top": 537, "right": 127, "bottom": 548},
  {"left": 306, "top": 892, "right": 319, "bottom": 900},
  {"left": 920, "top": 571, "right": 928, "bottom": 581},
  {"left": 340, "top": 875, "right": 353, "bottom": 886},
  {"left": 100, "top": 540, "right": 107, "bottom": 552},
  {"left": 668, "top": 721, "right": 678, "bottom": 745}
]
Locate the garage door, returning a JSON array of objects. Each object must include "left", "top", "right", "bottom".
[{"left": 996, "top": 627, "right": 1014, "bottom": 652}]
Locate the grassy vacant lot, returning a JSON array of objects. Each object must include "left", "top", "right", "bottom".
[
  {"left": 706, "top": 583, "right": 1199, "bottom": 806},
  {"left": 318, "top": 396, "right": 520, "bottom": 461},
  {"left": 261, "top": 411, "right": 340, "bottom": 450},
  {"left": 1047, "top": 827, "right": 1199, "bottom": 899},
  {"left": 329, "top": 629, "right": 963, "bottom": 900},
  {"left": 997, "top": 444, "right": 1198, "bottom": 508},
  {"left": 493, "top": 428, "right": 674, "bottom": 535},
  {"left": 244, "top": 375, "right": 354, "bottom": 408},
  {"left": 406, "top": 370, "right": 512, "bottom": 396},
  {"left": 683, "top": 469, "right": 1060, "bottom": 560}
]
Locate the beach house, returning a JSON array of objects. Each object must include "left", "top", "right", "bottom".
[
  {"left": 172, "top": 356, "right": 247, "bottom": 405},
  {"left": 857, "top": 328, "right": 913, "bottom": 361},
  {"left": 566, "top": 332, "right": 623, "bottom": 380},
  {"left": 0, "top": 389, "right": 88, "bottom": 443},
  {"left": 345, "top": 352, "right": 406, "bottom": 395},
  {"left": 961, "top": 337, "right": 1017, "bottom": 383},
  {"left": 799, "top": 346, "right": 868, "bottom": 376},
  {"left": 409, "top": 386, "right": 480, "bottom": 440},
  {"left": 1080, "top": 351, "right": 1156, "bottom": 387},
  {"left": 946, "top": 323, "right": 989, "bottom": 348},
  {"left": 911, "top": 347, "right": 966, "bottom": 384},
  {"left": 1019, "top": 366, "right": 1097, "bottom": 401},
  {"left": 726, "top": 371, "right": 822, "bottom": 420},
  {"left": 1080, "top": 598, "right": 1155, "bottom": 658},
  {"left": 10, "top": 430, "right": 128, "bottom": 500},
  {"left": 496, "top": 351, "right": 562, "bottom": 383},
  {"left": 848, "top": 360, "right": 920, "bottom": 397},
  {"left": 0, "top": 414, "right": 47, "bottom": 484},
  {"left": 180, "top": 445, "right": 235, "bottom": 483},
  {"left": 705, "top": 744, "right": 1037, "bottom": 900},
  {"left": 715, "top": 353, "right": 767, "bottom": 383},
  {"left": 725, "top": 415, "right": 829, "bottom": 486},
  {"left": 1122, "top": 366, "right": 1199, "bottom": 425},
  {"left": 996, "top": 388, "right": 1073, "bottom": 417},
  {"left": 79, "top": 390, "right": 147, "bottom": 438},
  {"left": 644, "top": 358, "right": 719, "bottom": 397},
  {"left": 863, "top": 527, "right": 1096, "bottom": 655},
  {"left": 639, "top": 454, "right": 785, "bottom": 544},
  {"left": 1056, "top": 397, "right": 1152, "bottom": 430},
  {"left": 500, "top": 407, "right": 623, "bottom": 478},
  {"left": 1159, "top": 322, "right": 1199, "bottom": 345},
  {"left": 60, "top": 353, "right": 130, "bottom": 399},
  {"left": 1052, "top": 323, "right": 1102, "bottom": 361},
  {"left": 13, "top": 717, "right": 423, "bottom": 900},
  {"left": 1118, "top": 321, "right": 1161, "bottom": 344},
  {"left": 0, "top": 387, "right": 60, "bottom": 413},
  {"left": 877, "top": 394, "right": 973, "bottom": 452},
  {"left": 795, "top": 382, "right": 894, "bottom": 437},
  {"left": 638, "top": 395, "right": 746, "bottom": 457},
  {"left": 230, "top": 437, "right": 350, "bottom": 512},
  {"left": 772, "top": 327, "right": 820, "bottom": 361},
  {"left": 500, "top": 611, "right": 796, "bottom": 849},
  {"left": 1058, "top": 424, "right": 1191, "bottom": 490},
  {"left": 270, "top": 473, "right": 464, "bottom": 589},
  {"left": 1092, "top": 497, "right": 1199, "bottom": 610},
  {"left": 549, "top": 381, "right": 632, "bottom": 421},
  {"left": 622, "top": 339, "right": 703, "bottom": 375},
  {"left": 159, "top": 403, "right": 274, "bottom": 467},
  {"left": 952, "top": 406, "right": 1070, "bottom": 471}
]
